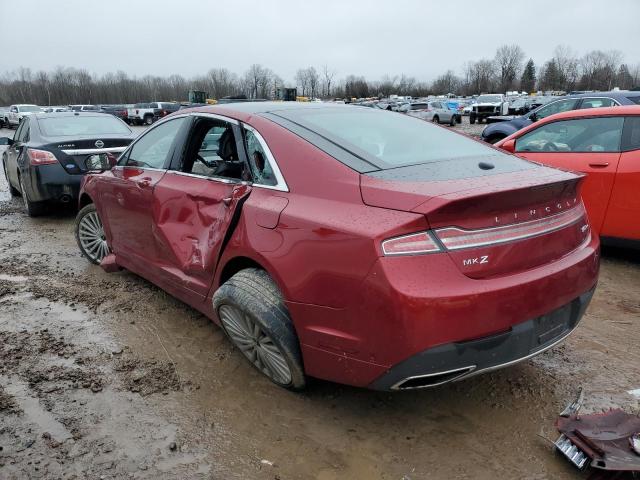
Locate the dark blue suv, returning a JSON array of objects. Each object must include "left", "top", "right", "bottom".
[{"left": 481, "top": 91, "right": 640, "bottom": 143}]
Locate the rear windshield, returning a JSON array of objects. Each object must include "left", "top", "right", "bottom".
[
  {"left": 276, "top": 107, "right": 507, "bottom": 169},
  {"left": 410, "top": 103, "right": 428, "bottom": 110},
  {"left": 477, "top": 95, "right": 502, "bottom": 103},
  {"left": 627, "top": 96, "right": 640, "bottom": 105},
  {"left": 39, "top": 116, "right": 131, "bottom": 137}
]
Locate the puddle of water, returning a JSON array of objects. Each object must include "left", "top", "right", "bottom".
[{"left": 1, "top": 375, "right": 73, "bottom": 442}]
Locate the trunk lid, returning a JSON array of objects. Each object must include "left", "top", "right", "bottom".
[
  {"left": 361, "top": 161, "right": 590, "bottom": 279},
  {"left": 47, "top": 136, "right": 133, "bottom": 173}
]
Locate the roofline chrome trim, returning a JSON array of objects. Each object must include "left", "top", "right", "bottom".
[
  {"left": 62, "top": 146, "right": 127, "bottom": 155},
  {"left": 191, "top": 112, "right": 239, "bottom": 125},
  {"left": 242, "top": 123, "right": 289, "bottom": 192}
]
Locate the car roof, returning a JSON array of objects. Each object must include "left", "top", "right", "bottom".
[
  {"left": 185, "top": 101, "right": 360, "bottom": 119},
  {"left": 537, "top": 105, "right": 640, "bottom": 123}
]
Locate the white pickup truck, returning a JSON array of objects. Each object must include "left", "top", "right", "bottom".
[
  {"left": 469, "top": 94, "right": 509, "bottom": 124},
  {"left": 4, "top": 104, "right": 44, "bottom": 128},
  {"left": 127, "top": 102, "right": 179, "bottom": 125}
]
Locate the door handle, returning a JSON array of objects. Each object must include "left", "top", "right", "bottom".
[
  {"left": 588, "top": 162, "right": 609, "bottom": 168},
  {"left": 222, "top": 197, "right": 233, "bottom": 206},
  {"left": 137, "top": 177, "right": 152, "bottom": 188}
]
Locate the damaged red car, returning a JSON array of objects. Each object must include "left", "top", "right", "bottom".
[{"left": 75, "top": 103, "right": 599, "bottom": 390}]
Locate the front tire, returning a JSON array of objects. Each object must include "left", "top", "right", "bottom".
[
  {"left": 213, "top": 268, "right": 306, "bottom": 390},
  {"left": 144, "top": 115, "right": 154, "bottom": 126},
  {"left": 75, "top": 204, "right": 109, "bottom": 264},
  {"left": 432, "top": 115, "right": 440, "bottom": 124},
  {"left": 19, "top": 175, "right": 46, "bottom": 217},
  {"left": 470, "top": 114, "right": 476, "bottom": 124},
  {"left": 449, "top": 115, "right": 456, "bottom": 126}
]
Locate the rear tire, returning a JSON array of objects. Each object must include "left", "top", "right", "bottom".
[
  {"left": 432, "top": 116, "right": 439, "bottom": 124},
  {"left": 449, "top": 115, "right": 456, "bottom": 126},
  {"left": 75, "top": 203, "right": 109, "bottom": 264},
  {"left": 144, "top": 115, "right": 154, "bottom": 126},
  {"left": 213, "top": 268, "right": 306, "bottom": 390},
  {"left": 19, "top": 175, "right": 46, "bottom": 217},
  {"left": 470, "top": 114, "right": 476, "bottom": 124}
]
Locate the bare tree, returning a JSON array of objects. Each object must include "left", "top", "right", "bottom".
[
  {"left": 495, "top": 44, "right": 524, "bottom": 92},
  {"left": 321, "top": 65, "right": 335, "bottom": 98}
]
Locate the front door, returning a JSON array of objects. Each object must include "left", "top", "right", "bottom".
[
  {"left": 99, "top": 116, "right": 188, "bottom": 275},
  {"left": 514, "top": 116, "right": 624, "bottom": 233},
  {"left": 151, "top": 115, "right": 252, "bottom": 299}
]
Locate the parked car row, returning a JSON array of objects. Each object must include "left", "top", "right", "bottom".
[
  {"left": 1, "top": 101, "right": 181, "bottom": 128},
  {"left": 481, "top": 90, "right": 640, "bottom": 143}
]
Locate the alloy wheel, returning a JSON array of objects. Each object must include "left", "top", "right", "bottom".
[
  {"left": 218, "top": 304, "right": 292, "bottom": 385},
  {"left": 78, "top": 210, "right": 109, "bottom": 263}
]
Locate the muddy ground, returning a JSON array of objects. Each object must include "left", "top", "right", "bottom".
[{"left": 0, "top": 122, "right": 639, "bottom": 479}]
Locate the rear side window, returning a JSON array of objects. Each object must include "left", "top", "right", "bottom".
[
  {"left": 516, "top": 117, "right": 624, "bottom": 153},
  {"left": 622, "top": 117, "right": 640, "bottom": 151},
  {"left": 535, "top": 99, "right": 579, "bottom": 120},
  {"left": 579, "top": 98, "right": 617, "bottom": 109},
  {"left": 626, "top": 96, "right": 640, "bottom": 105},
  {"left": 244, "top": 128, "right": 277, "bottom": 186},
  {"left": 121, "top": 117, "right": 186, "bottom": 169}
]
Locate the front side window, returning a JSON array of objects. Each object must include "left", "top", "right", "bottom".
[
  {"left": 244, "top": 128, "right": 277, "bottom": 186},
  {"left": 516, "top": 117, "right": 624, "bottom": 153},
  {"left": 579, "top": 98, "right": 617, "bottom": 109},
  {"left": 534, "top": 99, "right": 579, "bottom": 120},
  {"left": 121, "top": 117, "right": 186, "bottom": 168}
]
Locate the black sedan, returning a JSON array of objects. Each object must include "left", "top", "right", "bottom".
[{"left": 1, "top": 112, "right": 136, "bottom": 216}]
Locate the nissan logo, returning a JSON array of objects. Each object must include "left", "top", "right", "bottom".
[{"left": 95, "top": 140, "right": 104, "bottom": 148}]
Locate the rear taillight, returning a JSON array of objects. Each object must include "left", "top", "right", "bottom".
[
  {"left": 27, "top": 148, "right": 58, "bottom": 166},
  {"left": 382, "top": 204, "right": 588, "bottom": 256},
  {"left": 382, "top": 232, "right": 441, "bottom": 256},
  {"left": 435, "top": 204, "right": 587, "bottom": 250}
]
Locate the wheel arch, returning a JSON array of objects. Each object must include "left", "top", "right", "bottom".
[{"left": 79, "top": 192, "right": 94, "bottom": 209}]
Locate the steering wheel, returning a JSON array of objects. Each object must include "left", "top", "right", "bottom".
[
  {"left": 542, "top": 141, "right": 559, "bottom": 152},
  {"left": 196, "top": 154, "right": 221, "bottom": 171}
]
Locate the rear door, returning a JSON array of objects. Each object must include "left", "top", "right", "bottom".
[
  {"left": 5, "top": 119, "right": 29, "bottom": 188},
  {"left": 514, "top": 116, "right": 624, "bottom": 233},
  {"left": 601, "top": 116, "right": 640, "bottom": 240},
  {"left": 99, "top": 116, "right": 188, "bottom": 274},
  {"left": 150, "top": 114, "right": 252, "bottom": 299}
]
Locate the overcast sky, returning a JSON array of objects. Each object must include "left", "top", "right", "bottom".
[{"left": 1, "top": 0, "right": 638, "bottom": 83}]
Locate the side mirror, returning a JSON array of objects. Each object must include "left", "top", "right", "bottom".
[
  {"left": 85, "top": 153, "right": 115, "bottom": 172},
  {"left": 500, "top": 139, "right": 516, "bottom": 153},
  {"left": 529, "top": 112, "right": 538, "bottom": 122},
  {"left": 0, "top": 137, "right": 13, "bottom": 146}
]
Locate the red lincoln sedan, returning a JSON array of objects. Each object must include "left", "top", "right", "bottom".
[
  {"left": 496, "top": 106, "right": 640, "bottom": 247},
  {"left": 75, "top": 103, "right": 599, "bottom": 390}
]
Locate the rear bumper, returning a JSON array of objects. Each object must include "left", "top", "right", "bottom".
[
  {"left": 24, "top": 163, "right": 81, "bottom": 203},
  {"left": 368, "top": 287, "right": 594, "bottom": 390},
  {"left": 295, "top": 234, "right": 599, "bottom": 388}
]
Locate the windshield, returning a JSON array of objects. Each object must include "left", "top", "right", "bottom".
[
  {"left": 39, "top": 116, "right": 131, "bottom": 137},
  {"left": 477, "top": 95, "right": 502, "bottom": 103},
  {"left": 20, "top": 105, "right": 43, "bottom": 113},
  {"left": 280, "top": 107, "right": 506, "bottom": 169}
]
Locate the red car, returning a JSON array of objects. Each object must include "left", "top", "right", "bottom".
[
  {"left": 496, "top": 106, "right": 640, "bottom": 246},
  {"left": 75, "top": 103, "right": 599, "bottom": 390}
]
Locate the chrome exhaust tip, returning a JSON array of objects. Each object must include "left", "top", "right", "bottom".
[{"left": 391, "top": 365, "right": 476, "bottom": 390}]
